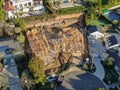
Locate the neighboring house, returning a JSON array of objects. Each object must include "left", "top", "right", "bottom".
[
  {"left": 86, "top": 26, "right": 104, "bottom": 39},
  {"left": 106, "top": 35, "right": 120, "bottom": 49},
  {"left": 33, "top": 0, "right": 44, "bottom": 11},
  {"left": 3, "top": 0, "right": 44, "bottom": 19}
]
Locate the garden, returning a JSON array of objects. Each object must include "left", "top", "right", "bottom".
[{"left": 101, "top": 57, "right": 119, "bottom": 84}]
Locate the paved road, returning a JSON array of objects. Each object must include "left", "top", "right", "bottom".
[
  {"left": 2, "top": 67, "right": 22, "bottom": 90},
  {"left": 1, "top": 54, "right": 22, "bottom": 90},
  {"left": 0, "top": 39, "right": 21, "bottom": 56},
  {"left": 57, "top": 71, "right": 106, "bottom": 90}
]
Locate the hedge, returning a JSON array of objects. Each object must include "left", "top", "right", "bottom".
[{"left": 12, "top": 6, "right": 84, "bottom": 23}]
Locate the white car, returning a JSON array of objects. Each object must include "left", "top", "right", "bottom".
[
  {"left": 3, "top": 59, "right": 8, "bottom": 68},
  {"left": 10, "top": 59, "right": 15, "bottom": 65}
]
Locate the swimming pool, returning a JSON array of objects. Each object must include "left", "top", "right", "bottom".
[{"left": 106, "top": 12, "right": 120, "bottom": 20}]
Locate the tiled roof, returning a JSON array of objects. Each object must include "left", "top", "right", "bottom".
[{"left": 3, "top": 0, "right": 15, "bottom": 11}]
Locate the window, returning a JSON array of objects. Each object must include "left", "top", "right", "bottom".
[
  {"left": 19, "top": 4, "right": 23, "bottom": 8},
  {"left": 24, "top": 3, "right": 27, "bottom": 7},
  {"left": 28, "top": 2, "right": 31, "bottom": 6}
]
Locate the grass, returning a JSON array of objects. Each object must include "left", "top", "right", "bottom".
[
  {"left": 89, "top": 17, "right": 112, "bottom": 26},
  {"left": 101, "top": 61, "right": 119, "bottom": 84},
  {"left": 57, "top": 6, "right": 85, "bottom": 15}
]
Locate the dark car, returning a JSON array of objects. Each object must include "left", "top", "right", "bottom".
[
  {"left": 47, "top": 74, "right": 58, "bottom": 82},
  {"left": 57, "top": 76, "right": 64, "bottom": 86}
]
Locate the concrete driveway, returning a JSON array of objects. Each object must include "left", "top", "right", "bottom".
[
  {"left": 89, "top": 39, "right": 105, "bottom": 80},
  {"left": 57, "top": 71, "right": 106, "bottom": 90},
  {"left": 93, "top": 57, "right": 105, "bottom": 80}
]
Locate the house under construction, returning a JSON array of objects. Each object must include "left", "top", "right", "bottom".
[{"left": 26, "top": 25, "right": 88, "bottom": 75}]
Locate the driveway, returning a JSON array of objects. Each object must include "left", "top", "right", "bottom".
[
  {"left": 57, "top": 71, "right": 106, "bottom": 90},
  {"left": 93, "top": 57, "right": 105, "bottom": 80},
  {"left": 93, "top": 39, "right": 105, "bottom": 55},
  {"left": 88, "top": 39, "right": 105, "bottom": 80}
]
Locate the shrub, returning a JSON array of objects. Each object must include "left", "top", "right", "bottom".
[{"left": 57, "top": 6, "right": 85, "bottom": 15}]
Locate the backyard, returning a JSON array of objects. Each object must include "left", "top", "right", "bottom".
[{"left": 101, "top": 61, "right": 119, "bottom": 84}]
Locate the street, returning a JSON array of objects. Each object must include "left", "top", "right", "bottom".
[{"left": 57, "top": 71, "right": 106, "bottom": 90}]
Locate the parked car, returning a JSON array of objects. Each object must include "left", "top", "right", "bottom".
[
  {"left": 47, "top": 74, "right": 58, "bottom": 82},
  {"left": 3, "top": 59, "right": 8, "bottom": 68},
  {"left": 57, "top": 75, "right": 64, "bottom": 86},
  {"left": 10, "top": 59, "right": 15, "bottom": 66}
]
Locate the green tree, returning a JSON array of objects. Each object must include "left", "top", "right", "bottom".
[
  {"left": 0, "top": 0, "right": 5, "bottom": 20},
  {"left": 105, "top": 57, "right": 115, "bottom": 66},
  {"left": 12, "top": 19, "right": 26, "bottom": 31},
  {"left": 20, "top": 69, "right": 34, "bottom": 90},
  {"left": 28, "top": 58, "right": 46, "bottom": 85},
  {"left": 94, "top": 88, "right": 105, "bottom": 90},
  {"left": 43, "top": 0, "right": 55, "bottom": 14},
  {"left": 82, "top": 63, "right": 89, "bottom": 70},
  {"left": 84, "top": 0, "right": 102, "bottom": 25}
]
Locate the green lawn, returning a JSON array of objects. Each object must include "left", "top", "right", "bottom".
[
  {"left": 101, "top": 61, "right": 119, "bottom": 84},
  {"left": 89, "top": 19, "right": 111, "bottom": 26}
]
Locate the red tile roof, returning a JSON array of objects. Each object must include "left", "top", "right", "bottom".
[{"left": 3, "top": 0, "right": 15, "bottom": 11}]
